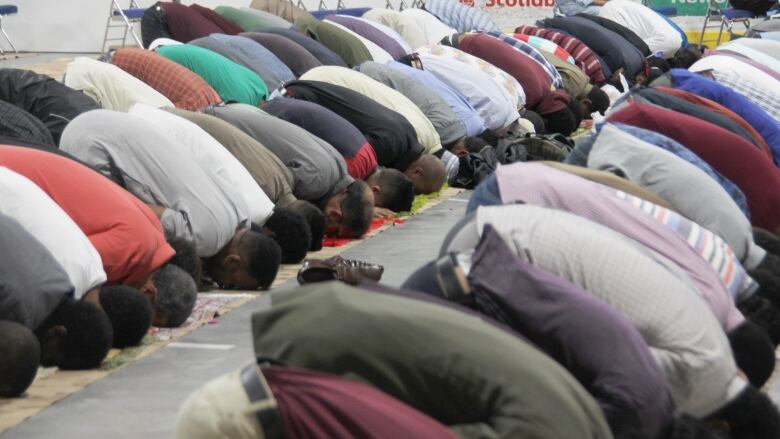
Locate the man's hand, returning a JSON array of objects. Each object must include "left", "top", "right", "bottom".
[{"left": 373, "top": 207, "right": 396, "bottom": 219}]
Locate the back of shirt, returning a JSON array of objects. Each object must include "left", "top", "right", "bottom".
[
  {"left": 0, "top": 212, "right": 72, "bottom": 330},
  {"left": 0, "top": 144, "right": 174, "bottom": 285},
  {"left": 0, "top": 167, "right": 106, "bottom": 298},
  {"left": 60, "top": 110, "right": 244, "bottom": 258},
  {"left": 205, "top": 103, "right": 352, "bottom": 206}
]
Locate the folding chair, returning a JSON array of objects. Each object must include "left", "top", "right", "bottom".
[
  {"left": 101, "top": 0, "right": 146, "bottom": 54},
  {"left": 0, "top": 4, "right": 18, "bottom": 54},
  {"left": 699, "top": 0, "right": 758, "bottom": 46}
]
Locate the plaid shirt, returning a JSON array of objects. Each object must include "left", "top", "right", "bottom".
[
  {"left": 424, "top": 0, "right": 500, "bottom": 33},
  {"left": 111, "top": 48, "right": 221, "bottom": 111},
  {"left": 712, "top": 71, "right": 780, "bottom": 121},
  {"left": 515, "top": 25, "right": 607, "bottom": 85},
  {"left": 484, "top": 31, "right": 564, "bottom": 89},
  {"left": 0, "top": 100, "right": 55, "bottom": 146},
  {"left": 511, "top": 33, "right": 576, "bottom": 65}
]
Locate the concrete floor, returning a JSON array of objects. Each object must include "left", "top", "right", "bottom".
[{"left": 0, "top": 192, "right": 469, "bottom": 439}]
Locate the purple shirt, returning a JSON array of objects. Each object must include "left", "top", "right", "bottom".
[
  {"left": 496, "top": 162, "right": 744, "bottom": 330},
  {"left": 325, "top": 15, "right": 407, "bottom": 60},
  {"left": 464, "top": 225, "right": 674, "bottom": 439}
]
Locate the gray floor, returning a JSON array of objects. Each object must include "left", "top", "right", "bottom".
[{"left": 0, "top": 192, "right": 469, "bottom": 439}]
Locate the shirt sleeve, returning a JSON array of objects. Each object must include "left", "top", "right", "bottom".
[{"left": 160, "top": 208, "right": 194, "bottom": 243}]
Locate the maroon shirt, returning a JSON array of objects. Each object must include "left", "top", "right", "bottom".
[
  {"left": 160, "top": 2, "right": 223, "bottom": 43},
  {"left": 608, "top": 102, "right": 780, "bottom": 233},
  {"left": 265, "top": 366, "right": 460, "bottom": 439},
  {"left": 456, "top": 33, "right": 570, "bottom": 114},
  {"left": 189, "top": 4, "right": 242, "bottom": 35}
]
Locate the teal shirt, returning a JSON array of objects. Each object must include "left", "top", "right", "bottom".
[
  {"left": 252, "top": 282, "right": 614, "bottom": 439},
  {"left": 158, "top": 44, "right": 268, "bottom": 106}
]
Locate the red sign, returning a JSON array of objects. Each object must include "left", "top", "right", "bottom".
[{"left": 484, "top": 0, "right": 555, "bottom": 7}]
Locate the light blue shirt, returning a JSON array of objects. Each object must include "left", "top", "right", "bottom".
[{"left": 385, "top": 60, "right": 486, "bottom": 136}]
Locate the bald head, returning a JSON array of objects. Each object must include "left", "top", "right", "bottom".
[{"left": 405, "top": 154, "right": 446, "bottom": 195}]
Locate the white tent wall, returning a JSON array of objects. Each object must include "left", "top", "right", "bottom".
[{"left": 7, "top": 0, "right": 382, "bottom": 53}]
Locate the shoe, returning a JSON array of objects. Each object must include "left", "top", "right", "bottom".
[{"left": 297, "top": 256, "right": 384, "bottom": 285}]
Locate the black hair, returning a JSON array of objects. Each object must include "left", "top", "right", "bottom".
[
  {"left": 750, "top": 267, "right": 780, "bottom": 310},
  {"left": 666, "top": 416, "right": 726, "bottom": 439},
  {"left": 340, "top": 180, "right": 374, "bottom": 238},
  {"left": 587, "top": 87, "right": 610, "bottom": 115},
  {"left": 38, "top": 299, "right": 113, "bottom": 370},
  {"left": 99, "top": 285, "right": 152, "bottom": 347},
  {"left": 239, "top": 231, "right": 281, "bottom": 289},
  {"left": 286, "top": 199, "right": 326, "bottom": 252},
  {"left": 464, "top": 136, "right": 490, "bottom": 153},
  {"left": 709, "top": 386, "right": 780, "bottom": 439},
  {"left": 375, "top": 168, "right": 414, "bottom": 213},
  {"left": 166, "top": 237, "right": 202, "bottom": 286},
  {"left": 523, "top": 110, "right": 546, "bottom": 134},
  {"left": 669, "top": 47, "right": 703, "bottom": 69},
  {"left": 754, "top": 228, "right": 780, "bottom": 258},
  {"left": 263, "top": 208, "right": 312, "bottom": 263},
  {"left": 0, "top": 320, "right": 40, "bottom": 397},
  {"left": 476, "top": 129, "right": 499, "bottom": 147},
  {"left": 152, "top": 264, "right": 198, "bottom": 327},
  {"left": 543, "top": 108, "right": 577, "bottom": 136},
  {"left": 647, "top": 55, "right": 671, "bottom": 72},
  {"left": 737, "top": 293, "right": 780, "bottom": 346},
  {"left": 726, "top": 320, "right": 775, "bottom": 387}
]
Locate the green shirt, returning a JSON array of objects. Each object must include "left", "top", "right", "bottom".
[
  {"left": 252, "top": 282, "right": 614, "bottom": 439},
  {"left": 214, "top": 6, "right": 271, "bottom": 32},
  {"left": 303, "top": 21, "right": 372, "bottom": 67},
  {"left": 158, "top": 44, "right": 268, "bottom": 106}
]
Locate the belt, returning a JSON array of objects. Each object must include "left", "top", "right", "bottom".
[
  {"left": 239, "top": 363, "right": 285, "bottom": 439},
  {"left": 435, "top": 253, "right": 471, "bottom": 303}
]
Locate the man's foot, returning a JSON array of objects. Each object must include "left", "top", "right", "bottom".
[{"left": 297, "top": 256, "right": 384, "bottom": 285}]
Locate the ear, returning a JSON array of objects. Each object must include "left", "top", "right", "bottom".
[
  {"left": 260, "top": 226, "right": 275, "bottom": 238},
  {"left": 139, "top": 282, "right": 159, "bottom": 303},
  {"left": 580, "top": 98, "right": 592, "bottom": 108},
  {"left": 327, "top": 208, "right": 343, "bottom": 226},
  {"left": 370, "top": 184, "right": 381, "bottom": 196},
  {"left": 455, "top": 149, "right": 469, "bottom": 157},
  {"left": 46, "top": 324, "right": 67, "bottom": 340},
  {"left": 222, "top": 253, "right": 242, "bottom": 271}
]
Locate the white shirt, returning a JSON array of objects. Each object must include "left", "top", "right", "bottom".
[
  {"left": 60, "top": 109, "right": 248, "bottom": 258},
  {"left": 363, "top": 8, "right": 456, "bottom": 50},
  {"left": 417, "top": 52, "right": 520, "bottom": 130},
  {"left": 690, "top": 55, "right": 780, "bottom": 93},
  {"left": 350, "top": 15, "right": 413, "bottom": 54},
  {"left": 0, "top": 167, "right": 106, "bottom": 298},
  {"left": 301, "top": 66, "right": 443, "bottom": 153},
  {"left": 599, "top": 0, "right": 682, "bottom": 55},
  {"left": 148, "top": 38, "right": 183, "bottom": 51},
  {"left": 454, "top": 204, "right": 746, "bottom": 417},
  {"left": 323, "top": 19, "right": 394, "bottom": 64},
  {"left": 64, "top": 57, "right": 173, "bottom": 112},
  {"left": 128, "top": 104, "right": 274, "bottom": 226}
]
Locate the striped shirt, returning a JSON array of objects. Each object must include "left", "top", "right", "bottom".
[
  {"left": 511, "top": 33, "right": 577, "bottom": 65},
  {"left": 424, "top": 0, "right": 500, "bottom": 33},
  {"left": 612, "top": 188, "right": 758, "bottom": 302},
  {"left": 515, "top": 25, "right": 607, "bottom": 85},
  {"left": 484, "top": 31, "right": 565, "bottom": 89}
]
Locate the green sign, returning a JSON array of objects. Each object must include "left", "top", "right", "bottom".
[{"left": 650, "top": 0, "right": 727, "bottom": 16}]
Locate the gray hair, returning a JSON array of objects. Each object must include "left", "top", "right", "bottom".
[{"left": 154, "top": 264, "right": 197, "bottom": 327}]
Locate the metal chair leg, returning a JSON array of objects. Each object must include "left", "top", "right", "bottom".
[
  {"left": 717, "top": 18, "right": 727, "bottom": 45},
  {"left": 0, "top": 16, "right": 17, "bottom": 54},
  {"left": 699, "top": 13, "right": 710, "bottom": 45}
]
